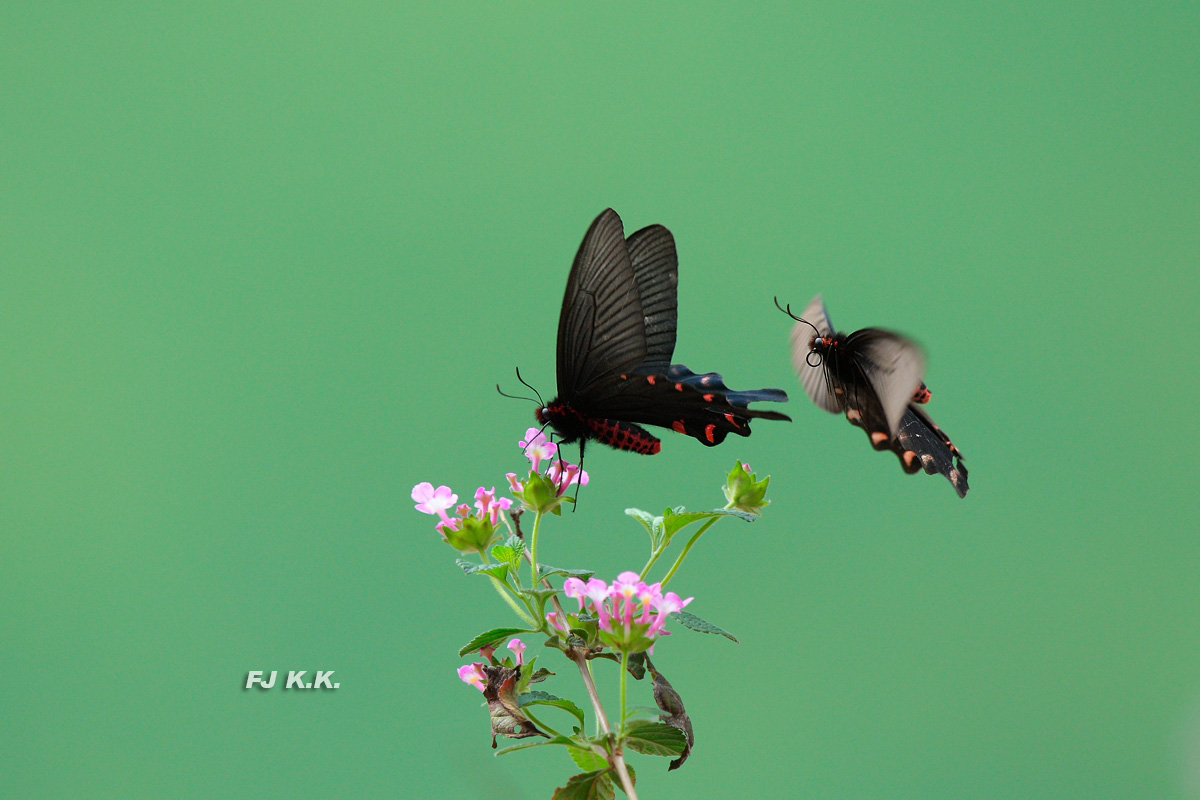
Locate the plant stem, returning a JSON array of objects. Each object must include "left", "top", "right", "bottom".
[
  {"left": 529, "top": 509, "right": 543, "bottom": 586},
  {"left": 659, "top": 516, "right": 719, "bottom": 588},
  {"left": 572, "top": 650, "right": 637, "bottom": 800},
  {"left": 619, "top": 649, "right": 629, "bottom": 736},
  {"left": 487, "top": 575, "right": 537, "bottom": 628}
]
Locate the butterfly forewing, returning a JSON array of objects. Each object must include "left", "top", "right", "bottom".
[
  {"left": 625, "top": 224, "right": 679, "bottom": 372},
  {"left": 557, "top": 209, "right": 647, "bottom": 398},
  {"left": 792, "top": 295, "right": 841, "bottom": 414}
]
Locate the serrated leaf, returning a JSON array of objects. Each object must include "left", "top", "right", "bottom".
[
  {"left": 458, "top": 627, "right": 530, "bottom": 657},
  {"left": 494, "top": 734, "right": 576, "bottom": 756},
  {"left": 538, "top": 565, "right": 596, "bottom": 582},
  {"left": 520, "top": 690, "right": 586, "bottom": 728},
  {"left": 658, "top": 508, "right": 752, "bottom": 542},
  {"left": 552, "top": 770, "right": 615, "bottom": 800},
  {"left": 625, "top": 652, "right": 647, "bottom": 681},
  {"left": 568, "top": 748, "right": 608, "bottom": 772},
  {"left": 622, "top": 722, "right": 687, "bottom": 757},
  {"left": 527, "top": 667, "right": 554, "bottom": 684},
  {"left": 673, "top": 610, "right": 739, "bottom": 643},
  {"left": 457, "top": 559, "right": 510, "bottom": 580},
  {"left": 491, "top": 544, "right": 522, "bottom": 572}
]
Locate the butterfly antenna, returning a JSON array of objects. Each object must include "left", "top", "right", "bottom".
[
  {"left": 774, "top": 296, "right": 822, "bottom": 339},
  {"left": 514, "top": 367, "right": 546, "bottom": 407},
  {"left": 775, "top": 296, "right": 826, "bottom": 369}
]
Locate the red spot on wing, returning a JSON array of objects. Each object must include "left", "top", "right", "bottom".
[
  {"left": 672, "top": 420, "right": 686, "bottom": 434},
  {"left": 724, "top": 412, "right": 740, "bottom": 428},
  {"left": 704, "top": 424, "right": 716, "bottom": 443},
  {"left": 702, "top": 393, "right": 715, "bottom": 403},
  {"left": 674, "top": 383, "right": 683, "bottom": 391},
  {"left": 646, "top": 375, "right": 657, "bottom": 385}
]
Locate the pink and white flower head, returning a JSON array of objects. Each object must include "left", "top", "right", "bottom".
[
  {"left": 565, "top": 572, "right": 694, "bottom": 653},
  {"left": 547, "top": 460, "right": 589, "bottom": 495},
  {"left": 505, "top": 472, "right": 524, "bottom": 493},
  {"left": 457, "top": 663, "right": 486, "bottom": 692},
  {"left": 519, "top": 428, "right": 557, "bottom": 473},
  {"left": 412, "top": 482, "right": 458, "bottom": 524},
  {"left": 506, "top": 637, "right": 526, "bottom": 666},
  {"left": 474, "top": 486, "right": 513, "bottom": 526}
]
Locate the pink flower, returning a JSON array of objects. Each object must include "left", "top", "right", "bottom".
[
  {"left": 505, "top": 472, "right": 524, "bottom": 493},
  {"left": 564, "top": 572, "right": 692, "bottom": 651},
  {"left": 520, "top": 428, "right": 557, "bottom": 473},
  {"left": 474, "top": 487, "right": 513, "bottom": 526},
  {"left": 546, "top": 459, "right": 589, "bottom": 495},
  {"left": 507, "top": 638, "right": 526, "bottom": 666},
  {"left": 545, "top": 611, "right": 567, "bottom": 632},
  {"left": 457, "top": 663, "right": 486, "bottom": 692},
  {"left": 412, "top": 482, "right": 458, "bottom": 524},
  {"left": 434, "top": 517, "right": 461, "bottom": 538}
]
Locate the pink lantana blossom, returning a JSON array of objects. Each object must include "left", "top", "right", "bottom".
[
  {"left": 520, "top": 428, "right": 557, "bottom": 473},
  {"left": 505, "top": 472, "right": 524, "bottom": 493},
  {"left": 564, "top": 571, "right": 693, "bottom": 653},
  {"left": 547, "top": 460, "right": 589, "bottom": 495},
  {"left": 474, "top": 487, "right": 513, "bottom": 526},
  {"left": 412, "top": 482, "right": 458, "bottom": 524},
  {"left": 457, "top": 663, "right": 486, "bottom": 692},
  {"left": 507, "top": 638, "right": 526, "bottom": 666}
]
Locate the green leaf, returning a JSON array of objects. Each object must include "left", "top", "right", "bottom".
[
  {"left": 659, "top": 508, "right": 754, "bottom": 543},
  {"left": 622, "top": 722, "right": 687, "bottom": 757},
  {"left": 552, "top": 770, "right": 615, "bottom": 800},
  {"left": 623, "top": 508, "right": 656, "bottom": 539},
  {"left": 673, "top": 610, "right": 739, "bottom": 643},
  {"left": 456, "top": 559, "right": 509, "bottom": 580},
  {"left": 458, "top": 627, "right": 530, "bottom": 657},
  {"left": 527, "top": 667, "right": 554, "bottom": 684},
  {"left": 519, "top": 690, "right": 587, "bottom": 728},
  {"left": 494, "top": 734, "right": 577, "bottom": 757},
  {"left": 568, "top": 748, "right": 608, "bottom": 773},
  {"left": 538, "top": 565, "right": 596, "bottom": 582},
  {"left": 491, "top": 544, "right": 523, "bottom": 573}
]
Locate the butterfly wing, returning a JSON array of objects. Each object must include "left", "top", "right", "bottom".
[
  {"left": 574, "top": 365, "right": 790, "bottom": 447},
  {"left": 625, "top": 224, "right": 679, "bottom": 372},
  {"left": 896, "top": 404, "right": 969, "bottom": 497},
  {"left": 790, "top": 295, "right": 842, "bottom": 414},
  {"left": 557, "top": 209, "right": 648, "bottom": 399},
  {"left": 842, "top": 328, "right": 925, "bottom": 436}
]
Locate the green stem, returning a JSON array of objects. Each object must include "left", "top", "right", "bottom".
[
  {"left": 658, "top": 516, "right": 720, "bottom": 588},
  {"left": 487, "top": 575, "right": 537, "bottom": 628},
  {"left": 638, "top": 543, "right": 667, "bottom": 581},
  {"left": 618, "top": 649, "right": 629, "bottom": 736},
  {"left": 520, "top": 708, "right": 563, "bottom": 740},
  {"left": 529, "top": 509, "right": 543, "bottom": 586}
]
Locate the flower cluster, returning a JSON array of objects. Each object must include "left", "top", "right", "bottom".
[
  {"left": 412, "top": 481, "right": 512, "bottom": 554},
  {"left": 507, "top": 428, "right": 588, "bottom": 514},
  {"left": 560, "top": 571, "right": 693, "bottom": 654}
]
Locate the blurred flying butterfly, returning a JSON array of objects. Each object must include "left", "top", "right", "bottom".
[
  {"left": 778, "top": 295, "right": 968, "bottom": 497},
  {"left": 526, "top": 209, "right": 790, "bottom": 461}
]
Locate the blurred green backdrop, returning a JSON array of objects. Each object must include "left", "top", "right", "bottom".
[{"left": 3, "top": 2, "right": 1197, "bottom": 798}]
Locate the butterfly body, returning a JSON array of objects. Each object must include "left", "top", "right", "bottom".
[
  {"left": 785, "top": 295, "right": 968, "bottom": 497},
  {"left": 539, "top": 209, "right": 790, "bottom": 457}
]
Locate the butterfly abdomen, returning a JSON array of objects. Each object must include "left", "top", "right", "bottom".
[
  {"left": 539, "top": 402, "right": 662, "bottom": 454},
  {"left": 584, "top": 416, "right": 662, "bottom": 454}
]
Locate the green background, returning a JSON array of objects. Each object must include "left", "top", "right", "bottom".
[{"left": 3, "top": 2, "right": 1197, "bottom": 797}]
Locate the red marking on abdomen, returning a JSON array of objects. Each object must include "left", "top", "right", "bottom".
[{"left": 585, "top": 417, "right": 661, "bottom": 455}]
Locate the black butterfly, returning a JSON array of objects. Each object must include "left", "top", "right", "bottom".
[
  {"left": 533, "top": 209, "right": 790, "bottom": 460},
  {"left": 779, "top": 295, "right": 968, "bottom": 497}
]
